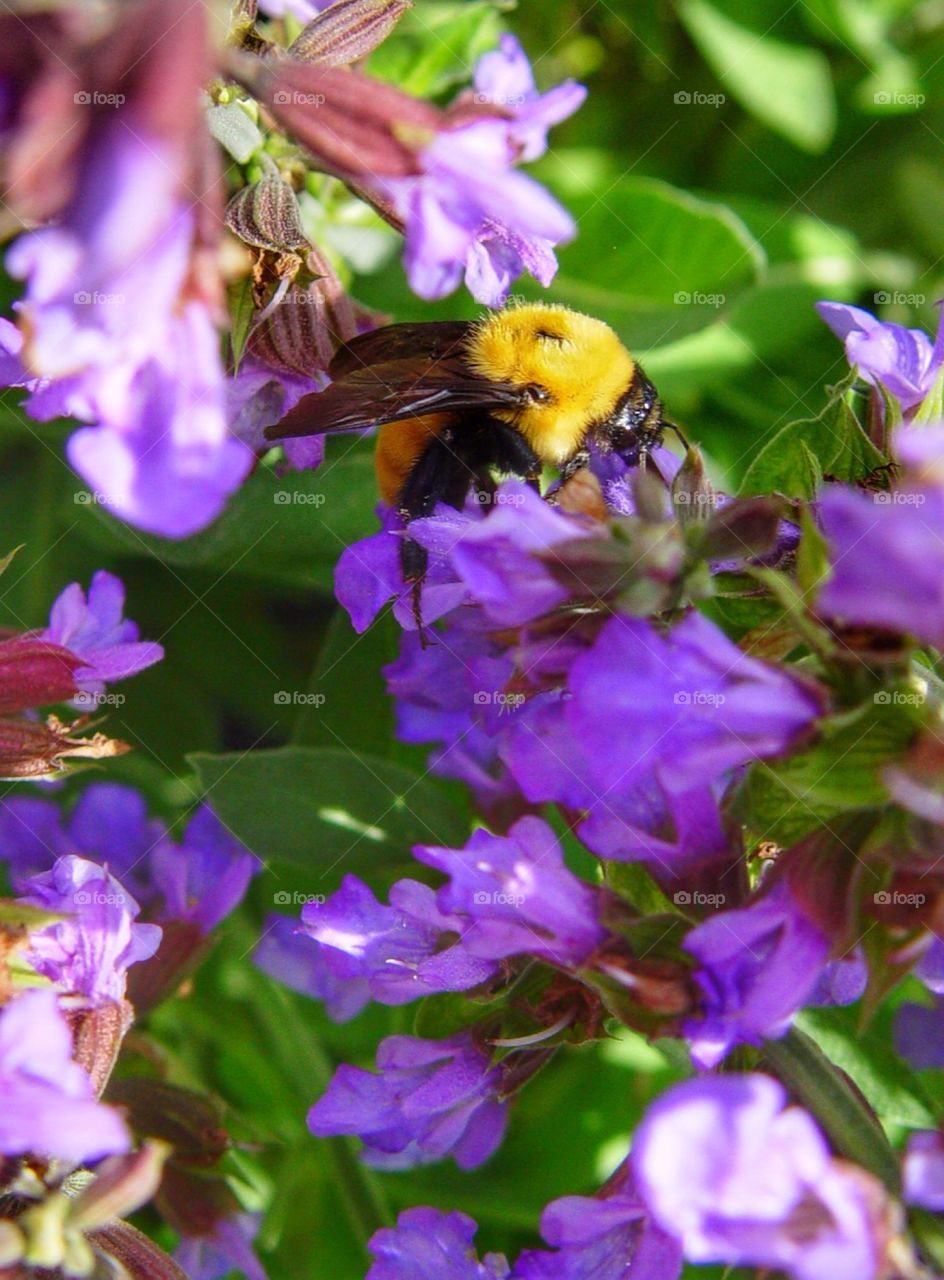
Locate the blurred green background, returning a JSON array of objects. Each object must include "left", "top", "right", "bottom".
[{"left": 1, "top": 2, "right": 942, "bottom": 1276}]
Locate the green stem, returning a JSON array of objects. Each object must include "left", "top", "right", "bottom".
[{"left": 761, "top": 1027, "right": 901, "bottom": 1193}]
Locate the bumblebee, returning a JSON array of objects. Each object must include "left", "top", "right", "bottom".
[{"left": 268, "top": 302, "right": 683, "bottom": 588}]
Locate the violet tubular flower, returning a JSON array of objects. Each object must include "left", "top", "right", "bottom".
[
  {"left": 903, "top": 1130, "right": 944, "bottom": 1211},
  {"left": 817, "top": 301, "right": 944, "bottom": 419},
  {"left": 0, "top": 988, "right": 131, "bottom": 1164},
  {"left": 415, "top": 816, "right": 605, "bottom": 969},
  {"left": 681, "top": 878, "right": 830, "bottom": 1067},
  {"left": 42, "top": 570, "right": 163, "bottom": 702},
  {"left": 253, "top": 913, "right": 371, "bottom": 1023},
  {"left": 308, "top": 1032, "right": 507, "bottom": 1170},
  {"left": 367, "top": 1208, "right": 510, "bottom": 1280},
  {"left": 632, "top": 1074, "right": 889, "bottom": 1280}
]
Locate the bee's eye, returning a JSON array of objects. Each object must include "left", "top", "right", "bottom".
[{"left": 524, "top": 384, "right": 550, "bottom": 404}]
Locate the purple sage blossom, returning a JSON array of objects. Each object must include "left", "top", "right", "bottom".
[
  {"left": 0, "top": 988, "right": 131, "bottom": 1163},
  {"left": 175, "top": 1213, "right": 267, "bottom": 1280},
  {"left": 367, "top": 1208, "right": 510, "bottom": 1280},
  {"left": 632, "top": 1074, "right": 886, "bottom": 1280},
  {"left": 512, "top": 1164, "right": 682, "bottom": 1280},
  {"left": 817, "top": 481, "right": 944, "bottom": 646},
  {"left": 226, "top": 356, "right": 325, "bottom": 472},
  {"left": 308, "top": 1032, "right": 507, "bottom": 1170},
  {"left": 817, "top": 301, "right": 944, "bottom": 417},
  {"left": 254, "top": 912, "right": 371, "bottom": 1022},
  {"left": 895, "top": 996, "right": 944, "bottom": 1071},
  {"left": 149, "top": 805, "right": 260, "bottom": 934},
  {"left": 42, "top": 570, "right": 163, "bottom": 702},
  {"left": 682, "top": 878, "right": 830, "bottom": 1067},
  {"left": 19, "top": 855, "right": 162, "bottom": 1002},
  {"left": 472, "top": 35, "right": 587, "bottom": 164},
  {"left": 415, "top": 816, "right": 605, "bottom": 968},
  {"left": 903, "top": 1130, "right": 944, "bottom": 1211}
]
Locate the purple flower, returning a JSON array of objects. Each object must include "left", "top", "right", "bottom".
[
  {"left": 226, "top": 356, "right": 325, "bottom": 472},
  {"left": 682, "top": 878, "right": 830, "bottom": 1067},
  {"left": 5, "top": 118, "right": 253, "bottom": 537},
  {"left": 817, "top": 301, "right": 944, "bottom": 416},
  {"left": 19, "top": 855, "right": 162, "bottom": 1002},
  {"left": 436, "top": 482, "right": 593, "bottom": 627},
  {"left": 42, "top": 570, "right": 163, "bottom": 700},
  {"left": 175, "top": 1214, "right": 266, "bottom": 1280},
  {"left": 903, "top": 1130, "right": 944, "bottom": 1211},
  {"left": 513, "top": 1165, "right": 682, "bottom": 1280},
  {"left": 415, "top": 816, "right": 605, "bottom": 968},
  {"left": 367, "top": 1208, "right": 510, "bottom": 1280},
  {"left": 0, "top": 988, "right": 130, "bottom": 1163},
  {"left": 254, "top": 912, "right": 371, "bottom": 1022},
  {"left": 895, "top": 996, "right": 944, "bottom": 1070},
  {"left": 378, "top": 119, "right": 576, "bottom": 306},
  {"left": 817, "top": 482, "right": 944, "bottom": 647},
  {"left": 149, "top": 805, "right": 261, "bottom": 933},
  {"left": 809, "top": 951, "right": 868, "bottom": 1007},
  {"left": 472, "top": 35, "right": 587, "bottom": 164},
  {"left": 308, "top": 1032, "right": 507, "bottom": 1170},
  {"left": 256, "top": 0, "right": 333, "bottom": 17},
  {"left": 297, "top": 875, "right": 497, "bottom": 1004},
  {"left": 632, "top": 1074, "right": 885, "bottom": 1280},
  {"left": 916, "top": 936, "right": 944, "bottom": 993}
]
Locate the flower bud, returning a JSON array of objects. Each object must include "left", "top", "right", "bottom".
[{"left": 289, "top": 0, "right": 411, "bottom": 67}]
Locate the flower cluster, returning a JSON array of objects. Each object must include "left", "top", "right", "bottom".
[{"left": 0, "top": 1, "right": 583, "bottom": 538}]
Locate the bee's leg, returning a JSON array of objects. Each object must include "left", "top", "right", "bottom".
[
  {"left": 484, "top": 420, "right": 543, "bottom": 493},
  {"left": 559, "top": 448, "right": 591, "bottom": 484},
  {"left": 661, "top": 420, "right": 689, "bottom": 451}
]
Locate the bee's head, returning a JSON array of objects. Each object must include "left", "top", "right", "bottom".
[{"left": 595, "top": 374, "right": 664, "bottom": 465}]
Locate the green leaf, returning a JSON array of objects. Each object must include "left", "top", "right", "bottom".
[
  {"left": 550, "top": 177, "right": 765, "bottom": 350},
  {"left": 796, "top": 506, "right": 831, "bottom": 601},
  {"left": 797, "top": 1005, "right": 940, "bottom": 1130},
  {"left": 228, "top": 279, "right": 256, "bottom": 373},
  {"left": 679, "top": 0, "right": 837, "bottom": 151},
  {"left": 761, "top": 1028, "right": 901, "bottom": 1191},
  {"left": 367, "top": 1, "right": 504, "bottom": 97},
  {"left": 736, "top": 696, "right": 924, "bottom": 844},
  {"left": 189, "top": 746, "right": 468, "bottom": 882},
  {"left": 739, "top": 369, "right": 885, "bottom": 499},
  {"left": 206, "top": 102, "right": 263, "bottom": 164}
]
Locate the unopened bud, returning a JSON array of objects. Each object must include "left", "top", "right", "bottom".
[
  {"left": 225, "top": 171, "right": 309, "bottom": 255},
  {"left": 289, "top": 0, "right": 411, "bottom": 67}
]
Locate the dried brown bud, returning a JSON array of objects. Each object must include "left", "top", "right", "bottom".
[
  {"left": 248, "top": 245, "right": 358, "bottom": 378},
  {"left": 289, "top": 0, "right": 412, "bottom": 67},
  {"left": 88, "top": 1220, "right": 187, "bottom": 1280},
  {"left": 66, "top": 999, "right": 134, "bottom": 1097},
  {"left": 0, "top": 714, "right": 130, "bottom": 781}
]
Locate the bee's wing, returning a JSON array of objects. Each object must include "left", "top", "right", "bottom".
[
  {"left": 329, "top": 321, "right": 473, "bottom": 379},
  {"left": 267, "top": 354, "right": 526, "bottom": 441}
]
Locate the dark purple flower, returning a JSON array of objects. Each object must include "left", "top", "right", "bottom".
[
  {"left": 817, "top": 482, "right": 944, "bottom": 646},
  {"left": 808, "top": 951, "right": 868, "bottom": 1007},
  {"left": 817, "top": 301, "right": 944, "bottom": 416},
  {"left": 20, "top": 855, "right": 162, "bottom": 1002},
  {"left": 0, "top": 793, "right": 71, "bottom": 885},
  {"left": 682, "top": 878, "right": 830, "bottom": 1067},
  {"left": 308, "top": 1032, "right": 507, "bottom": 1170},
  {"left": 253, "top": 913, "right": 371, "bottom": 1023},
  {"left": 633, "top": 1073, "right": 885, "bottom": 1280},
  {"left": 367, "top": 1208, "right": 510, "bottom": 1280},
  {"left": 512, "top": 1165, "right": 682, "bottom": 1280},
  {"left": 0, "top": 988, "right": 130, "bottom": 1163},
  {"left": 42, "top": 570, "right": 163, "bottom": 701},
  {"left": 415, "top": 816, "right": 605, "bottom": 968},
  {"left": 472, "top": 35, "right": 587, "bottom": 164},
  {"left": 903, "top": 1130, "right": 944, "bottom": 1211},
  {"left": 175, "top": 1213, "right": 266, "bottom": 1280},
  {"left": 377, "top": 118, "right": 575, "bottom": 306},
  {"left": 226, "top": 356, "right": 325, "bottom": 472},
  {"left": 916, "top": 935, "right": 944, "bottom": 993},
  {"left": 149, "top": 805, "right": 261, "bottom": 933},
  {"left": 895, "top": 996, "right": 944, "bottom": 1070},
  {"left": 296, "top": 874, "right": 497, "bottom": 1004}
]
